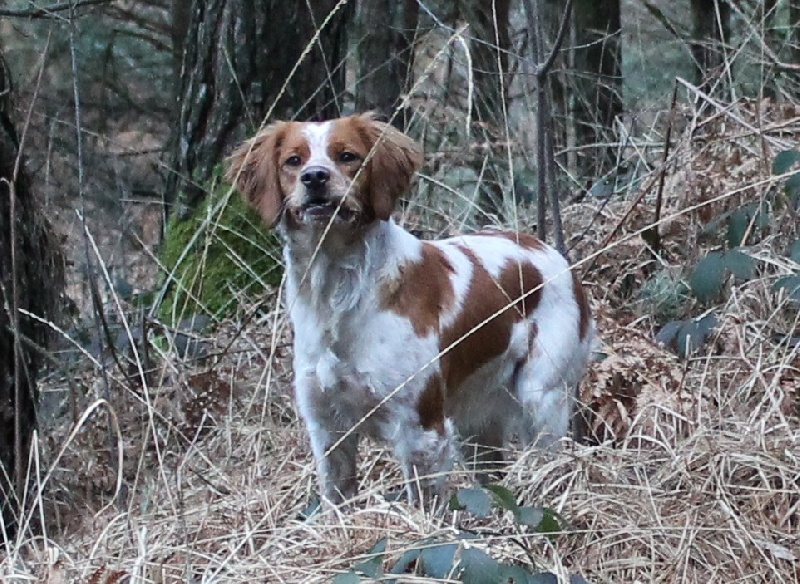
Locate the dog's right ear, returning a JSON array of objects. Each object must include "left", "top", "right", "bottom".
[{"left": 225, "top": 123, "right": 286, "bottom": 227}]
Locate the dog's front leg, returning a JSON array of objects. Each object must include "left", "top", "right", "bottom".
[
  {"left": 306, "top": 424, "right": 359, "bottom": 505},
  {"left": 296, "top": 374, "right": 359, "bottom": 505}
]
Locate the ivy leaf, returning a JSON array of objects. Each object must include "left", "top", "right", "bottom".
[
  {"left": 449, "top": 487, "right": 493, "bottom": 518},
  {"left": 723, "top": 249, "right": 756, "bottom": 280},
  {"left": 353, "top": 538, "right": 386, "bottom": 578},
  {"left": 726, "top": 208, "right": 749, "bottom": 248},
  {"left": 535, "top": 507, "right": 563, "bottom": 536},
  {"left": 774, "top": 275, "right": 800, "bottom": 303},
  {"left": 332, "top": 571, "right": 361, "bottom": 584},
  {"left": 675, "top": 314, "right": 718, "bottom": 358},
  {"left": 655, "top": 320, "right": 683, "bottom": 348},
  {"left": 690, "top": 252, "right": 726, "bottom": 303},
  {"left": 789, "top": 240, "right": 800, "bottom": 264},
  {"left": 419, "top": 543, "right": 458, "bottom": 579},
  {"left": 484, "top": 484, "right": 518, "bottom": 513},
  {"left": 501, "top": 565, "right": 540, "bottom": 583},
  {"left": 528, "top": 573, "right": 560, "bottom": 584},
  {"left": 772, "top": 149, "right": 800, "bottom": 175},
  {"left": 388, "top": 547, "right": 421, "bottom": 576},
  {"left": 460, "top": 547, "right": 503, "bottom": 584},
  {"left": 787, "top": 173, "right": 800, "bottom": 209},
  {"left": 516, "top": 505, "right": 545, "bottom": 528}
]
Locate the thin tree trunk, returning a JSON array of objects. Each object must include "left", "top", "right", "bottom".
[
  {"left": 572, "top": 0, "right": 623, "bottom": 179},
  {"left": 354, "top": 0, "right": 419, "bottom": 127},
  {"left": 689, "top": 0, "right": 731, "bottom": 95}
]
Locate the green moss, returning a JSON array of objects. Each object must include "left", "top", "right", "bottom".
[{"left": 158, "top": 175, "right": 282, "bottom": 325}]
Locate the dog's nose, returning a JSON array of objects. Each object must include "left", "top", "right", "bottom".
[{"left": 300, "top": 166, "right": 330, "bottom": 190}]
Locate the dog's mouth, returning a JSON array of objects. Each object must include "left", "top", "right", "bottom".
[{"left": 300, "top": 201, "right": 356, "bottom": 223}]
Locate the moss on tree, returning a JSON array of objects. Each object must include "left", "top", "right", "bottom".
[{"left": 158, "top": 175, "right": 282, "bottom": 324}]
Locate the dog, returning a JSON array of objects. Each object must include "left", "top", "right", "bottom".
[{"left": 226, "top": 113, "right": 593, "bottom": 505}]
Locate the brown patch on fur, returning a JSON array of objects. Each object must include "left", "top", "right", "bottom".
[
  {"left": 380, "top": 243, "right": 455, "bottom": 336},
  {"left": 441, "top": 248, "right": 544, "bottom": 391},
  {"left": 417, "top": 374, "right": 446, "bottom": 434},
  {"left": 571, "top": 270, "right": 591, "bottom": 340},
  {"left": 474, "top": 230, "right": 546, "bottom": 251}
]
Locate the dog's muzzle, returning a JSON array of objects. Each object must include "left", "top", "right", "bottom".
[{"left": 296, "top": 166, "right": 356, "bottom": 224}]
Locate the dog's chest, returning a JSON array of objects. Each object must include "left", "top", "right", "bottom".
[{"left": 291, "top": 296, "right": 438, "bottom": 432}]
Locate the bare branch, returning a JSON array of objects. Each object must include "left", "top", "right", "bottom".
[
  {"left": 536, "top": 0, "right": 573, "bottom": 78},
  {"left": 0, "top": 0, "right": 113, "bottom": 19}
]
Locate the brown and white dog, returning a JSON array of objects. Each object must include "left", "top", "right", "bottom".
[{"left": 226, "top": 113, "right": 593, "bottom": 505}]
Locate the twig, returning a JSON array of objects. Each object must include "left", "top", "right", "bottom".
[
  {"left": 0, "top": 0, "right": 113, "bottom": 19},
  {"left": 524, "top": 0, "right": 573, "bottom": 253}
]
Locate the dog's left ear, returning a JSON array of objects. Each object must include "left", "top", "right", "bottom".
[{"left": 358, "top": 113, "right": 423, "bottom": 221}]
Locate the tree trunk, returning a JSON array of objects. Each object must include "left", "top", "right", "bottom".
[
  {"left": 166, "top": 0, "right": 351, "bottom": 212},
  {"left": 573, "top": 0, "right": 623, "bottom": 179},
  {"left": 463, "top": 0, "right": 511, "bottom": 220},
  {"left": 170, "top": 0, "right": 193, "bottom": 90},
  {"left": 689, "top": 0, "right": 731, "bottom": 95},
  {"left": 354, "top": 0, "right": 419, "bottom": 127},
  {"left": 0, "top": 50, "right": 64, "bottom": 537}
]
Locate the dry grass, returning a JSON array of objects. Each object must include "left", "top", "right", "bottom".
[{"left": 1, "top": 98, "right": 795, "bottom": 584}]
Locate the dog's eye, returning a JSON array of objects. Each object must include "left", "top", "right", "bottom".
[
  {"left": 339, "top": 151, "right": 359, "bottom": 163},
  {"left": 285, "top": 155, "right": 302, "bottom": 167}
]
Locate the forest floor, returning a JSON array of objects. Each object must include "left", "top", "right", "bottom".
[{"left": 2, "top": 96, "right": 800, "bottom": 583}]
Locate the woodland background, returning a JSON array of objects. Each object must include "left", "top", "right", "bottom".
[{"left": 0, "top": 0, "right": 798, "bottom": 582}]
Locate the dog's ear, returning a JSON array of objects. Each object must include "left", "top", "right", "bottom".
[
  {"left": 358, "top": 113, "right": 423, "bottom": 221},
  {"left": 225, "top": 123, "right": 287, "bottom": 227}
]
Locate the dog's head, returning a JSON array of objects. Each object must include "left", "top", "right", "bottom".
[{"left": 225, "top": 113, "right": 423, "bottom": 230}]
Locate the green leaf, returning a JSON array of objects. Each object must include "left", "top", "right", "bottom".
[
  {"left": 388, "top": 548, "right": 421, "bottom": 576},
  {"left": 675, "top": 314, "right": 718, "bottom": 358},
  {"left": 460, "top": 547, "right": 503, "bottom": 584},
  {"left": 774, "top": 275, "right": 800, "bottom": 303},
  {"left": 501, "top": 565, "right": 539, "bottom": 583},
  {"left": 528, "top": 573, "right": 559, "bottom": 584},
  {"left": 332, "top": 571, "right": 361, "bottom": 584},
  {"left": 484, "top": 484, "right": 519, "bottom": 513},
  {"left": 789, "top": 240, "right": 800, "bottom": 264},
  {"left": 419, "top": 543, "right": 458, "bottom": 578},
  {"left": 690, "top": 252, "right": 726, "bottom": 303},
  {"left": 726, "top": 208, "right": 749, "bottom": 247},
  {"left": 786, "top": 173, "right": 800, "bottom": 209},
  {"left": 655, "top": 321, "right": 683, "bottom": 348},
  {"left": 516, "top": 505, "right": 545, "bottom": 528},
  {"left": 449, "top": 487, "right": 493, "bottom": 518},
  {"left": 723, "top": 249, "right": 756, "bottom": 280},
  {"left": 772, "top": 149, "right": 800, "bottom": 175},
  {"left": 353, "top": 538, "right": 387, "bottom": 578},
  {"left": 535, "top": 508, "right": 563, "bottom": 536}
]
